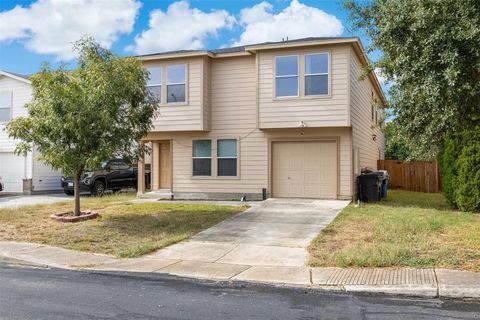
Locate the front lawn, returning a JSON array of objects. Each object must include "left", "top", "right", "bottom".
[
  {"left": 308, "top": 190, "right": 480, "bottom": 271},
  {"left": 0, "top": 193, "right": 246, "bottom": 258}
]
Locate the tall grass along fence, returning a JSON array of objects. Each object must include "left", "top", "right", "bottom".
[{"left": 377, "top": 160, "right": 442, "bottom": 193}]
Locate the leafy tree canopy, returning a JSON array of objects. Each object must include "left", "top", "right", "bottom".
[
  {"left": 384, "top": 120, "right": 415, "bottom": 160},
  {"left": 345, "top": 0, "right": 480, "bottom": 159},
  {"left": 7, "top": 37, "right": 158, "bottom": 215}
]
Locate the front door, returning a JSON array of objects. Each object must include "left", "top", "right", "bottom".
[{"left": 159, "top": 141, "right": 171, "bottom": 189}]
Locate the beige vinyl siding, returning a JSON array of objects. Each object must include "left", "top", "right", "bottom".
[
  {"left": 258, "top": 44, "right": 350, "bottom": 129},
  {"left": 144, "top": 57, "right": 205, "bottom": 131},
  {"left": 145, "top": 55, "right": 353, "bottom": 199},
  {"left": 350, "top": 48, "right": 385, "bottom": 175},
  {"left": 146, "top": 55, "right": 268, "bottom": 194},
  {"left": 202, "top": 57, "right": 211, "bottom": 131}
]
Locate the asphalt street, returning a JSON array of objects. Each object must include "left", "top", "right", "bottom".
[{"left": 0, "top": 263, "right": 479, "bottom": 320}]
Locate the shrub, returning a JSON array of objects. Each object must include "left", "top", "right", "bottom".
[{"left": 438, "top": 126, "right": 480, "bottom": 212}]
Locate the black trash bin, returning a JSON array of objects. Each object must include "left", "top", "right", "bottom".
[{"left": 357, "top": 173, "right": 382, "bottom": 202}]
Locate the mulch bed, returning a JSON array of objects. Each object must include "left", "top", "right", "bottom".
[{"left": 50, "top": 210, "right": 99, "bottom": 223}]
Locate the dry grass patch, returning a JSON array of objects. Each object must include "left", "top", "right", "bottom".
[
  {"left": 308, "top": 190, "right": 480, "bottom": 271},
  {"left": 0, "top": 193, "right": 246, "bottom": 258}
]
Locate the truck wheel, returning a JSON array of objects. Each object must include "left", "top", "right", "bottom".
[
  {"left": 92, "top": 180, "right": 105, "bottom": 197},
  {"left": 64, "top": 190, "right": 74, "bottom": 196}
]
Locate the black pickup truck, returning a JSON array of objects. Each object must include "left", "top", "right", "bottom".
[{"left": 61, "top": 159, "right": 150, "bottom": 196}]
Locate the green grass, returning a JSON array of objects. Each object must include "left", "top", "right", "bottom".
[
  {"left": 308, "top": 190, "right": 480, "bottom": 271},
  {"left": 0, "top": 193, "right": 246, "bottom": 258}
]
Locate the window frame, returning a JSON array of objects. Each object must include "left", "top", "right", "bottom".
[
  {"left": 191, "top": 138, "right": 240, "bottom": 179},
  {"left": 166, "top": 64, "right": 187, "bottom": 104},
  {"left": 303, "top": 52, "right": 330, "bottom": 96},
  {"left": 216, "top": 139, "right": 238, "bottom": 177},
  {"left": 274, "top": 55, "right": 300, "bottom": 98},
  {"left": 0, "top": 91, "right": 12, "bottom": 123},
  {"left": 146, "top": 67, "right": 162, "bottom": 104},
  {"left": 192, "top": 139, "right": 212, "bottom": 177}
]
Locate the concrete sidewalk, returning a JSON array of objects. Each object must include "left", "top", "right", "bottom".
[{"left": 1, "top": 241, "right": 478, "bottom": 300}]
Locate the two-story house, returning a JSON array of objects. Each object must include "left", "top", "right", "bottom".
[
  {"left": 0, "top": 70, "right": 62, "bottom": 193},
  {"left": 135, "top": 37, "right": 386, "bottom": 200}
]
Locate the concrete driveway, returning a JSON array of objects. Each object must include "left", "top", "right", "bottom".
[
  {"left": 0, "top": 193, "right": 72, "bottom": 209},
  {"left": 149, "top": 198, "right": 350, "bottom": 267}
]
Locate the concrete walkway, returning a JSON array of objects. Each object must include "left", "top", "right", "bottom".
[
  {"left": 1, "top": 241, "right": 479, "bottom": 299},
  {"left": 148, "top": 198, "right": 349, "bottom": 267}
]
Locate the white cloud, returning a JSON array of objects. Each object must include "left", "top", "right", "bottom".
[
  {"left": 234, "top": 0, "right": 343, "bottom": 46},
  {"left": 0, "top": 0, "right": 141, "bottom": 60},
  {"left": 128, "top": 1, "right": 235, "bottom": 55}
]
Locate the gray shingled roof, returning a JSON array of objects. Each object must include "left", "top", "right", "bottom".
[
  {"left": 136, "top": 37, "right": 356, "bottom": 57},
  {"left": 1, "top": 70, "right": 30, "bottom": 79}
]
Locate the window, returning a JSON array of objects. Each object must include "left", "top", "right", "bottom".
[
  {"left": 146, "top": 67, "right": 162, "bottom": 102},
  {"left": 0, "top": 91, "right": 12, "bottom": 122},
  {"left": 110, "top": 160, "right": 130, "bottom": 170},
  {"left": 167, "top": 64, "right": 186, "bottom": 103},
  {"left": 304, "top": 53, "right": 329, "bottom": 95},
  {"left": 275, "top": 56, "right": 298, "bottom": 97},
  {"left": 192, "top": 140, "right": 211, "bottom": 176},
  {"left": 217, "top": 139, "right": 237, "bottom": 176}
]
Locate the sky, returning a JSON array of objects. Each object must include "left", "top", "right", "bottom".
[{"left": 0, "top": 0, "right": 378, "bottom": 77}]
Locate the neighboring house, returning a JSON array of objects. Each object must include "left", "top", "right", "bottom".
[
  {"left": 0, "top": 70, "right": 62, "bottom": 193},
  {"left": 136, "top": 37, "right": 386, "bottom": 200}
]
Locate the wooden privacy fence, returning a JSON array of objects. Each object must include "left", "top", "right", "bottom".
[{"left": 377, "top": 160, "right": 442, "bottom": 193}]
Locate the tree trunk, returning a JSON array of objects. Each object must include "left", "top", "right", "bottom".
[{"left": 74, "top": 172, "right": 81, "bottom": 216}]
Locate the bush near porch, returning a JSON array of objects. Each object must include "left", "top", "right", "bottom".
[
  {"left": 0, "top": 193, "right": 246, "bottom": 258},
  {"left": 308, "top": 190, "right": 480, "bottom": 271}
]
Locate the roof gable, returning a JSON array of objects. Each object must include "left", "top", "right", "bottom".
[{"left": 0, "top": 70, "right": 31, "bottom": 84}]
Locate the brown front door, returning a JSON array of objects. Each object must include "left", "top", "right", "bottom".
[{"left": 159, "top": 141, "right": 171, "bottom": 189}]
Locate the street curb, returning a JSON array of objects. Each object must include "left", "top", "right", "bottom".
[{"left": 1, "top": 243, "right": 478, "bottom": 300}]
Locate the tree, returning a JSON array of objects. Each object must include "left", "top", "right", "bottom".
[
  {"left": 345, "top": 0, "right": 480, "bottom": 159},
  {"left": 384, "top": 120, "right": 415, "bottom": 160},
  {"left": 6, "top": 37, "right": 158, "bottom": 216},
  {"left": 438, "top": 126, "right": 480, "bottom": 212}
]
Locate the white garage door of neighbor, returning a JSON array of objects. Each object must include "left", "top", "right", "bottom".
[
  {"left": 272, "top": 141, "right": 338, "bottom": 199},
  {"left": 0, "top": 152, "right": 25, "bottom": 192}
]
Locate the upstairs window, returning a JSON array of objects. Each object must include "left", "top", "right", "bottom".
[
  {"left": 275, "top": 56, "right": 299, "bottom": 97},
  {"left": 167, "top": 64, "right": 186, "bottom": 103},
  {"left": 217, "top": 139, "right": 237, "bottom": 176},
  {"left": 304, "top": 53, "right": 329, "bottom": 95},
  {"left": 192, "top": 140, "right": 211, "bottom": 176},
  {"left": 146, "top": 67, "right": 162, "bottom": 102},
  {"left": 0, "top": 91, "right": 12, "bottom": 122}
]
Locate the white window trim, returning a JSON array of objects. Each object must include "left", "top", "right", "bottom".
[
  {"left": 217, "top": 139, "right": 238, "bottom": 177},
  {"left": 0, "top": 91, "right": 12, "bottom": 123},
  {"left": 304, "top": 52, "right": 330, "bottom": 96},
  {"left": 274, "top": 55, "right": 299, "bottom": 98},
  {"left": 166, "top": 64, "right": 187, "bottom": 104}
]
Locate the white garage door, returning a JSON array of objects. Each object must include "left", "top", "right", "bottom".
[
  {"left": 272, "top": 141, "right": 337, "bottom": 199},
  {"left": 0, "top": 152, "right": 25, "bottom": 192}
]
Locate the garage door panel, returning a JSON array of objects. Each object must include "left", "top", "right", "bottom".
[
  {"left": 288, "top": 184, "right": 304, "bottom": 198},
  {"left": 272, "top": 141, "right": 337, "bottom": 199},
  {"left": 0, "top": 152, "right": 24, "bottom": 192}
]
